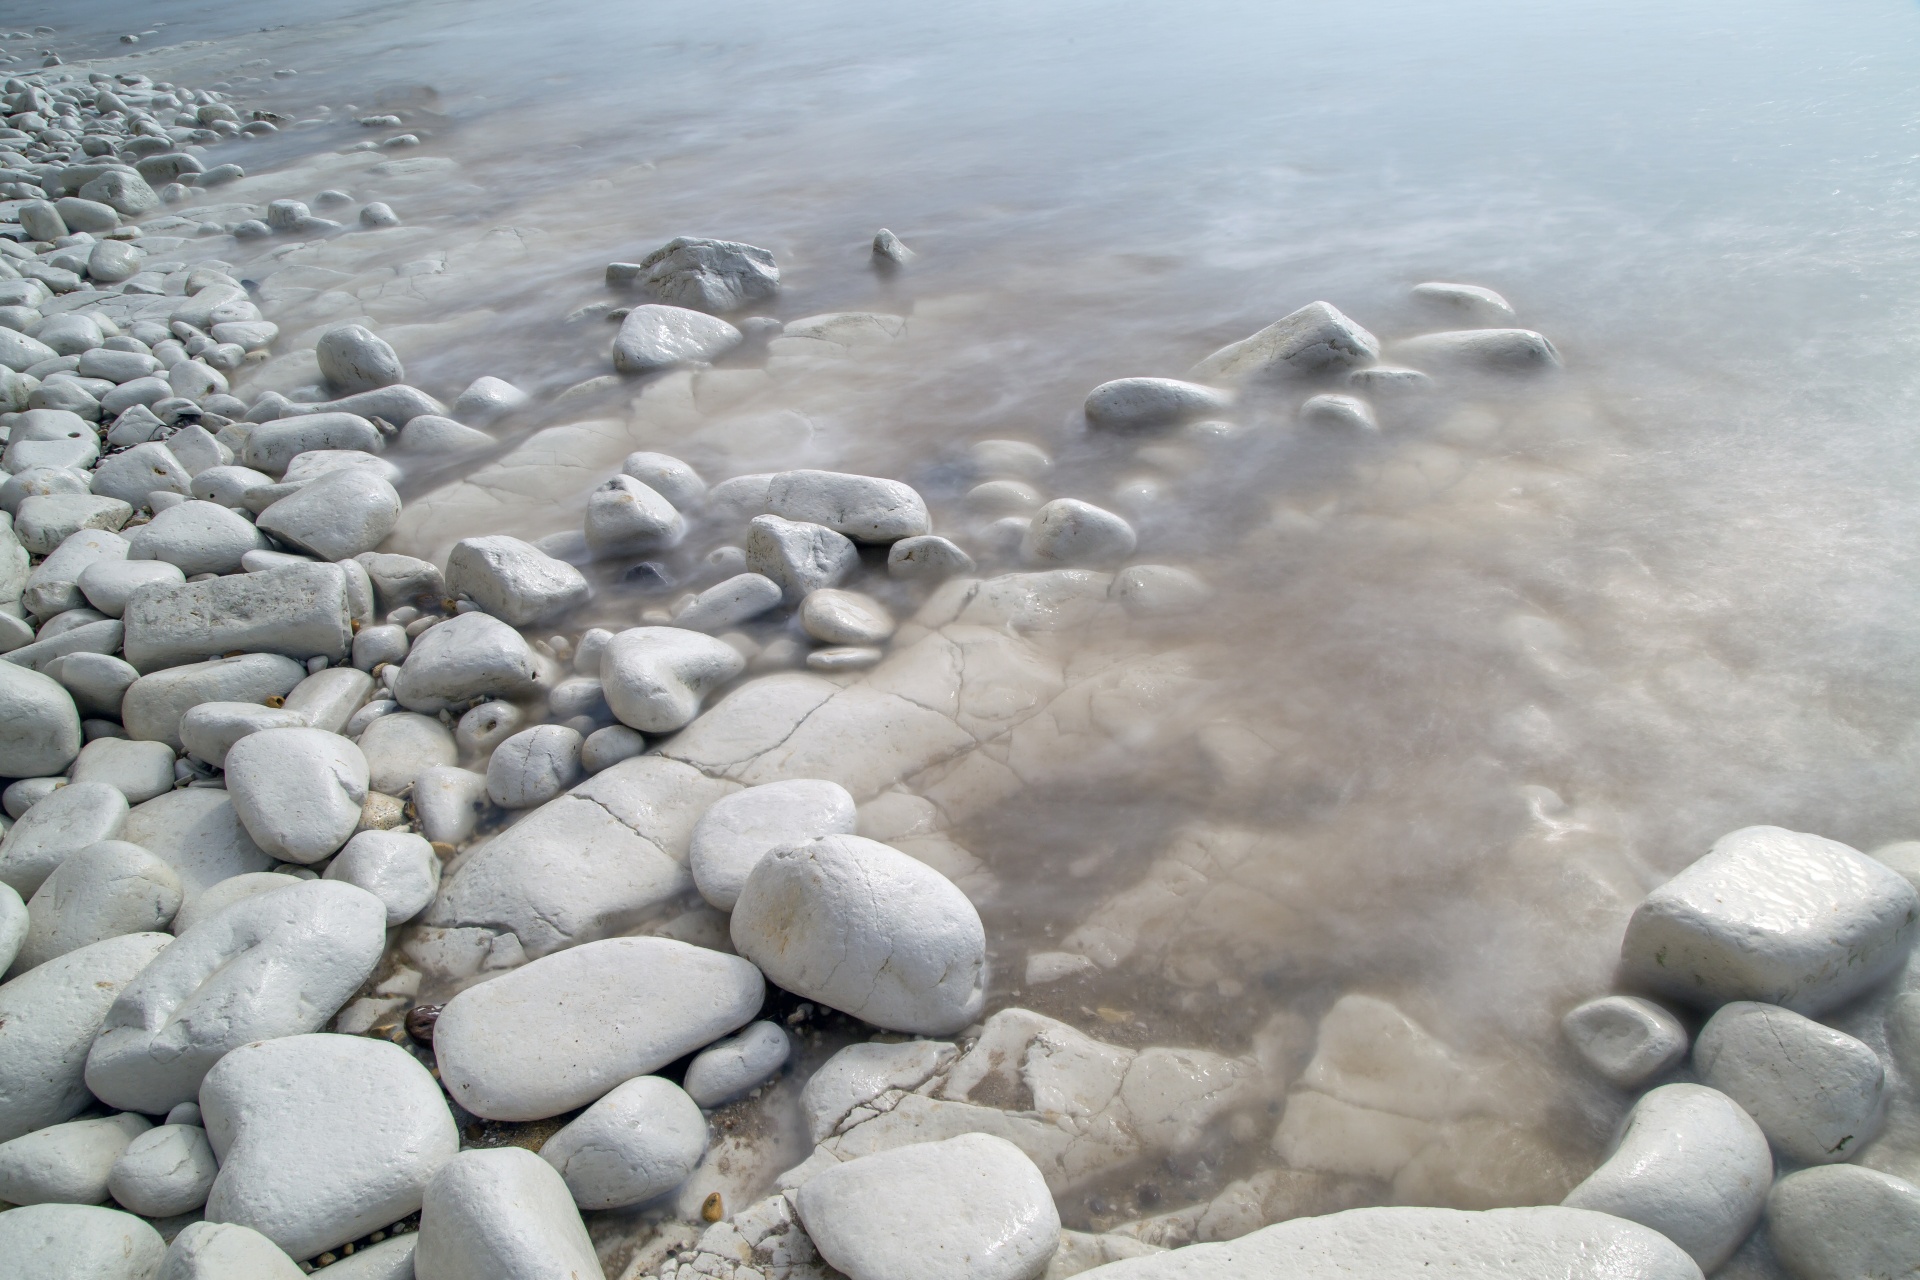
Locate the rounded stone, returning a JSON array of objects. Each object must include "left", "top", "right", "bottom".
[
  {"left": 107, "top": 1121, "right": 218, "bottom": 1216},
  {"left": 538, "top": 1074, "right": 708, "bottom": 1209},
  {"left": 169, "top": 871, "right": 301, "bottom": 936},
  {"left": 444, "top": 535, "right": 590, "bottom": 628},
  {"left": 1300, "top": 392, "right": 1378, "bottom": 431},
  {"left": 0, "top": 880, "right": 24, "bottom": 974},
  {"left": 486, "top": 724, "right": 584, "bottom": 810},
  {"left": 1021, "top": 499, "right": 1137, "bottom": 567},
  {"left": 223, "top": 727, "right": 369, "bottom": 864},
  {"left": 581, "top": 723, "right": 645, "bottom": 772},
  {"left": 800, "top": 589, "right": 895, "bottom": 646},
  {"left": 0, "top": 1203, "right": 165, "bottom": 1280},
  {"left": 1694, "top": 1001, "right": 1885, "bottom": 1164},
  {"left": 621, "top": 451, "right": 706, "bottom": 509},
  {"left": 1560, "top": 1082, "right": 1771, "bottom": 1271},
  {"left": 14, "top": 840, "right": 181, "bottom": 973},
  {"left": 683, "top": 1020, "right": 791, "bottom": 1107},
  {"left": 323, "top": 830, "right": 440, "bottom": 925},
  {"left": 0, "top": 659, "right": 81, "bottom": 779},
  {"left": 256, "top": 467, "right": 401, "bottom": 562},
  {"left": 1560, "top": 996, "right": 1688, "bottom": 1089},
  {"left": 315, "top": 324, "right": 404, "bottom": 395},
  {"left": 414, "top": 1147, "right": 601, "bottom": 1280},
  {"left": 433, "top": 936, "right": 764, "bottom": 1121},
  {"left": 357, "top": 711, "right": 457, "bottom": 795},
  {"left": 796, "top": 1133, "right": 1061, "bottom": 1280},
  {"left": 744, "top": 514, "right": 859, "bottom": 602},
  {"left": 585, "top": 474, "right": 685, "bottom": 558},
  {"left": 67, "top": 736, "right": 176, "bottom": 804},
  {"left": 1084, "top": 377, "right": 1232, "bottom": 431},
  {"left": 600, "top": 626, "right": 745, "bottom": 733},
  {"left": 0, "top": 1111, "right": 149, "bottom": 1205},
  {"left": 888, "top": 534, "right": 976, "bottom": 580},
  {"left": 612, "top": 304, "right": 743, "bottom": 373},
  {"left": 0, "top": 781, "right": 129, "bottom": 898},
  {"left": 156, "top": 1220, "right": 304, "bottom": 1279},
  {"left": 731, "top": 834, "right": 987, "bottom": 1036},
  {"left": 1767, "top": 1164, "right": 1920, "bottom": 1280},
  {"left": 201, "top": 1033, "right": 459, "bottom": 1261},
  {"left": 84, "top": 880, "right": 388, "bottom": 1114},
  {"left": 689, "top": 778, "right": 857, "bottom": 912}
]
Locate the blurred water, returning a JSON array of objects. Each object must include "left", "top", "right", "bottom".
[{"left": 36, "top": 0, "right": 1920, "bottom": 1223}]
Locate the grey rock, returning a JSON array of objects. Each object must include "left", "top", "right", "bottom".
[
  {"left": 23, "top": 526, "right": 127, "bottom": 618},
  {"left": 108, "top": 1122, "right": 217, "bottom": 1217},
  {"left": 621, "top": 451, "right": 706, "bottom": 509},
  {"left": 390, "top": 612, "right": 542, "bottom": 712},
  {"left": 1190, "top": 301, "right": 1380, "bottom": 380},
  {"left": 888, "top": 534, "right": 975, "bottom": 581},
  {"left": 283, "top": 666, "right": 377, "bottom": 735},
  {"left": 256, "top": 466, "right": 400, "bottom": 561},
  {"left": 1084, "top": 377, "right": 1232, "bottom": 432},
  {"left": 315, "top": 324, "right": 404, "bottom": 396},
  {"left": 689, "top": 778, "right": 856, "bottom": 911},
  {"left": 77, "top": 560, "right": 188, "bottom": 619},
  {"left": 323, "top": 830, "right": 439, "bottom": 924},
  {"left": 451, "top": 375, "right": 530, "bottom": 425},
  {"left": 92, "top": 442, "right": 191, "bottom": 507},
  {"left": 156, "top": 1220, "right": 302, "bottom": 1279},
  {"left": 1393, "top": 328, "right": 1561, "bottom": 373},
  {"left": 355, "top": 552, "right": 446, "bottom": 614},
  {"left": 0, "top": 1203, "right": 166, "bottom": 1279},
  {"left": 1767, "top": 1164, "right": 1920, "bottom": 1280},
  {"left": 357, "top": 711, "right": 456, "bottom": 794},
  {"left": 445, "top": 535, "right": 590, "bottom": 626},
  {"left": 1022, "top": 499, "right": 1137, "bottom": 566},
  {"left": 414, "top": 1147, "right": 604, "bottom": 1280},
  {"left": 169, "top": 872, "right": 301, "bottom": 938},
  {"left": 177, "top": 701, "right": 309, "bottom": 767},
  {"left": 766, "top": 470, "right": 930, "bottom": 543},
  {"left": 640, "top": 236, "right": 779, "bottom": 314},
  {"left": 581, "top": 724, "right": 645, "bottom": 773},
  {"left": 241, "top": 413, "right": 384, "bottom": 476},
  {"left": 585, "top": 474, "right": 685, "bottom": 558},
  {"left": 486, "top": 724, "right": 584, "bottom": 810},
  {"left": 745, "top": 514, "right": 858, "bottom": 602},
  {"left": 15, "top": 840, "right": 181, "bottom": 972},
  {"left": 122, "top": 562, "right": 355, "bottom": 672},
  {"left": 411, "top": 765, "right": 489, "bottom": 846},
  {"left": 15, "top": 494, "right": 131, "bottom": 557},
  {"left": 125, "top": 500, "right": 268, "bottom": 576},
  {"left": 0, "top": 1111, "right": 149, "bottom": 1205},
  {"left": 673, "top": 572, "right": 783, "bottom": 633},
  {"left": 683, "top": 1020, "right": 791, "bottom": 1107},
  {"left": 800, "top": 589, "right": 894, "bottom": 645},
  {"left": 1695, "top": 1001, "right": 1885, "bottom": 1164},
  {"left": 0, "top": 781, "right": 128, "bottom": 897},
  {"left": 1411, "top": 281, "right": 1517, "bottom": 325},
  {"left": 124, "top": 788, "right": 276, "bottom": 909},
  {"left": 1561, "top": 997, "right": 1689, "bottom": 1087},
  {"left": 0, "top": 659, "right": 81, "bottom": 779},
  {"left": 68, "top": 736, "right": 176, "bottom": 803}
]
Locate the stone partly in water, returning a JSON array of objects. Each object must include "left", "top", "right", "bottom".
[
  {"left": 689, "top": 777, "right": 857, "bottom": 912},
  {"left": 612, "top": 304, "right": 743, "bottom": 373},
  {"left": 1620, "top": 826, "right": 1920, "bottom": 1015},
  {"left": 1083, "top": 377, "right": 1232, "bottom": 432},
  {"left": 1560, "top": 995, "right": 1689, "bottom": 1089},
  {"left": 1189, "top": 300, "right": 1380, "bottom": 381},
  {"left": 639, "top": 236, "right": 779, "bottom": 313}
]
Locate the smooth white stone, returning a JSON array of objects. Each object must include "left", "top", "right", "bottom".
[
  {"left": 732, "top": 834, "right": 986, "bottom": 1035},
  {"left": 1393, "top": 328, "right": 1561, "bottom": 372},
  {"left": 445, "top": 535, "right": 590, "bottom": 626},
  {"left": 189, "top": 464, "right": 275, "bottom": 508},
  {"left": 256, "top": 467, "right": 401, "bottom": 561},
  {"left": 1060, "top": 1206, "right": 1698, "bottom": 1280},
  {"left": 452, "top": 375, "right": 530, "bottom": 425},
  {"left": 800, "top": 589, "right": 894, "bottom": 646},
  {"left": 612, "top": 304, "right": 743, "bottom": 373},
  {"left": 414, "top": 1147, "right": 605, "bottom": 1280},
  {"left": 156, "top": 1220, "right": 303, "bottom": 1280},
  {"left": 0, "top": 1203, "right": 166, "bottom": 1280},
  {"left": 539, "top": 1074, "right": 708, "bottom": 1209},
  {"left": 689, "top": 778, "right": 856, "bottom": 911},
  {"left": 15, "top": 839, "right": 180, "bottom": 972},
  {"left": 0, "top": 1111, "right": 149, "bottom": 1205},
  {"left": 316, "top": 324, "right": 404, "bottom": 395},
  {"left": 22, "top": 527, "right": 127, "bottom": 619},
  {"left": 581, "top": 724, "right": 645, "bottom": 773},
  {"left": 201, "top": 1033, "right": 458, "bottom": 1260},
  {"left": 398, "top": 413, "right": 493, "bottom": 454},
  {"left": 486, "top": 724, "right": 584, "bottom": 810},
  {"left": 672, "top": 572, "right": 783, "bottom": 633},
  {"left": 357, "top": 711, "right": 456, "bottom": 794},
  {"left": 1300, "top": 392, "right": 1378, "bottom": 431},
  {"left": 1560, "top": 995, "right": 1688, "bottom": 1088},
  {"left": 14, "top": 494, "right": 132, "bottom": 556},
  {"left": 282, "top": 449, "right": 404, "bottom": 488},
  {"left": 621, "top": 451, "right": 706, "bottom": 509},
  {"left": 1111, "top": 564, "right": 1211, "bottom": 616},
  {"left": 124, "top": 788, "right": 275, "bottom": 911},
  {"left": 170, "top": 872, "right": 301, "bottom": 937},
  {"left": 433, "top": 936, "right": 764, "bottom": 1120},
  {"left": 796, "top": 1132, "right": 1060, "bottom": 1280},
  {"left": 91, "top": 442, "right": 189, "bottom": 506},
  {"left": 1411, "top": 281, "right": 1517, "bottom": 325},
  {"left": 352, "top": 622, "right": 409, "bottom": 671},
  {"left": 0, "top": 932, "right": 172, "bottom": 1143},
  {"left": 282, "top": 666, "right": 377, "bottom": 735},
  {"left": 1694, "top": 1000, "right": 1884, "bottom": 1164},
  {"left": 600, "top": 625, "right": 745, "bottom": 732},
  {"left": 108, "top": 1121, "right": 218, "bottom": 1217},
  {"left": 0, "top": 658, "right": 81, "bottom": 779},
  {"left": 123, "top": 655, "right": 308, "bottom": 753},
  {"left": 0, "top": 781, "right": 128, "bottom": 897},
  {"left": 1620, "top": 825, "right": 1920, "bottom": 1015},
  {"left": 1190, "top": 301, "right": 1380, "bottom": 380},
  {"left": 241, "top": 413, "right": 385, "bottom": 477},
  {"left": 455, "top": 699, "right": 524, "bottom": 755},
  {"left": 68, "top": 736, "right": 176, "bottom": 803},
  {"left": 1083, "top": 377, "right": 1232, "bottom": 432},
  {"left": 765, "top": 470, "right": 930, "bottom": 543},
  {"left": 310, "top": 1234, "right": 414, "bottom": 1280},
  {"left": 0, "top": 880, "right": 23, "bottom": 973},
  {"left": 223, "top": 727, "right": 368, "bottom": 864},
  {"left": 683, "top": 1020, "right": 791, "bottom": 1107},
  {"left": 639, "top": 236, "right": 779, "bottom": 313},
  {"left": 44, "top": 651, "right": 139, "bottom": 719},
  {"left": 324, "top": 830, "right": 440, "bottom": 924},
  {"left": 1766, "top": 1164, "right": 1920, "bottom": 1280},
  {"left": 391, "top": 612, "right": 543, "bottom": 712},
  {"left": 1561, "top": 1082, "right": 1771, "bottom": 1270},
  {"left": 411, "top": 765, "right": 489, "bottom": 846},
  {"left": 585, "top": 474, "right": 685, "bottom": 559},
  {"left": 1021, "top": 499, "right": 1137, "bottom": 567},
  {"left": 84, "top": 880, "right": 387, "bottom": 1113}
]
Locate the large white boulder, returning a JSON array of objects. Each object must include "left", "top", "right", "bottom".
[
  {"left": 0, "top": 781, "right": 128, "bottom": 897},
  {"left": 1620, "top": 826, "right": 1920, "bottom": 1015},
  {"left": 600, "top": 625, "right": 744, "bottom": 733},
  {"left": 1560, "top": 1083, "right": 1771, "bottom": 1270},
  {"left": 731, "top": 834, "right": 986, "bottom": 1035},
  {"left": 445, "top": 535, "right": 590, "bottom": 626},
  {"left": 539, "top": 1074, "right": 708, "bottom": 1209},
  {"left": 85, "top": 880, "right": 387, "bottom": 1113},
  {"left": 414, "top": 1147, "right": 605, "bottom": 1280},
  {"left": 688, "top": 777, "right": 856, "bottom": 911},
  {"left": 0, "top": 932, "right": 171, "bottom": 1142},
  {"left": 796, "top": 1133, "right": 1061, "bottom": 1280},
  {"left": 390, "top": 611, "right": 543, "bottom": 711},
  {"left": 200, "top": 1033, "right": 459, "bottom": 1262},
  {"left": 1066, "top": 1206, "right": 1698, "bottom": 1280},
  {"left": 0, "top": 1203, "right": 167, "bottom": 1280},
  {"left": 223, "top": 727, "right": 368, "bottom": 864},
  {"left": 433, "top": 936, "right": 763, "bottom": 1120},
  {"left": 1766, "top": 1165, "right": 1920, "bottom": 1280},
  {"left": 14, "top": 839, "right": 181, "bottom": 972},
  {"left": 612, "top": 304, "right": 743, "bottom": 373},
  {"left": 0, "top": 658, "right": 81, "bottom": 778},
  {"left": 0, "top": 1111, "right": 149, "bottom": 1205},
  {"left": 1694, "top": 1001, "right": 1884, "bottom": 1164},
  {"left": 1188, "top": 301, "right": 1380, "bottom": 381},
  {"left": 639, "top": 236, "right": 778, "bottom": 313}
]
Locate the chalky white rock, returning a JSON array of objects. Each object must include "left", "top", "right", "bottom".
[
  {"left": 1022, "top": 498, "right": 1138, "bottom": 567},
  {"left": 601, "top": 625, "right": 746, "bottom": 732},
  {"left": 1190, "top": 301, "right": 1380, "bottom": 380},
  {"left": 316, "top": 324, "right": 405, "bottom": 395},
  {"left": 1394, "top": 328, "right": 1561, "bottom": 372},
  {"left": 356, "top": 711, "right": 457, "bottom": 794},
  {"left": 613, "top": 304, "right": 744, "bottom": 373},
  {"left": 0, "top": 1203, "right": 166, "bottom": 1280},
  {"left": 732, "top": 834, "right": 987, "bottom": 1035},
  {"left": 414, "top": 1147, "right": 605, "bottom": 1280},
  {"left": 689, "top": 778, "right": 857, "bottom": 911},
  {"left": 256, "top": 466, "right": 401, "bottom": 561},
  {"left": 1693, "top": 1001, "right": 1884, "bottom": 1164},
  {"left": 0, "top": 780, "right": 128, "bottom": 897},
  {"left": 155, "top": 1221, "right": 304, "bottom": 1280},
  {"left": 121, "top": 653, "right": 307, "bottom": 750},
  {"left": 223, "top": 727, "right": 368, "bottom": 864},
  {"left": 433, "top": 936, "right": 764, "bottom": 1120},
  {"left": 15, "top": 840, "right": 181, "bottom": 972},
  {"left": 765, "top": 469, "right": 931, "bottom": 543},
  {"left": 1084, "top": 377, "right": 1232, "bottom": 432},
  {"left": 487, "top": 723, "right": 585, "bottom": 809},
  {"left": 683, "top": 1020, "right": 792, "bottom": 1107},
  {"left": 445, "top": 534, "right": 591, "bottom": 626},
  {"left": 1560, "top": 995, "right": 1688, "bottom": 1088},
  {"left": 68, "top": 737, "right": 176, "bottom": 803},
  {"left": 107, "top": 1121, "right": 218, "bottom": 1217},
  {"left": 85, "top": 880, "right": 387, "bottom": 1113},
  {"left": 1766, "top": 1164, "right": 1920, "bottom": 1280},
  {"left": 392, "top": 612, "right": 544, "bottom": 711},
  {"left": 539, "top": 1074, "right": 708, "bottom": 1209},
  {"left": 585, "top": 473, "right": 685, "bottom": 557},
  {"left": 640, "top": 236, "right": 779, "bottom": 313},
  {"left": 801, "top": 589, "right": 895, "bottom": 645},
  {"left": 323, "top": 830, "right": 440, "bottom": 924},
  {"left": 0, "top": 658, "right": 82, "bottom": 779}
]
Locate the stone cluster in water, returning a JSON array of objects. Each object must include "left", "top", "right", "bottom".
[{"left": 0, "top": 30, "right": 1912, "bottom": 1280}]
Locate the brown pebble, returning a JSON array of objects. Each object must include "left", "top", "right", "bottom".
[
  {"left": 701, "top": 1191, "right": 724, "bottom": 1222},
  {"left": 406, "top": 1003, "right": 442, "bottom": 1045},
  {"left": 265, "top": 695, "right": 286, "bottom": 708}
]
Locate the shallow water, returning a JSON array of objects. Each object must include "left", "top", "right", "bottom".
[{"left": 32, "top": 0, "right": 1920, "bottom": 1240}]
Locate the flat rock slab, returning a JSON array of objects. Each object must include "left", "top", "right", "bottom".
[
  {"left": 1071, "top": 1206, "right": 1700, "bottom": 1280},
  {"left": 201, "top": 1033, "right": 459, "bottom": 1261},
  {"left": 433, "top": 936, "right": 763, "bottom": 1120},
  {"left": 796, "top": 1132, "right": 1061, "bottom": 1280},
  {"left": 1621, "top": 825, "right": 1920, "bottom": 1015}
]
